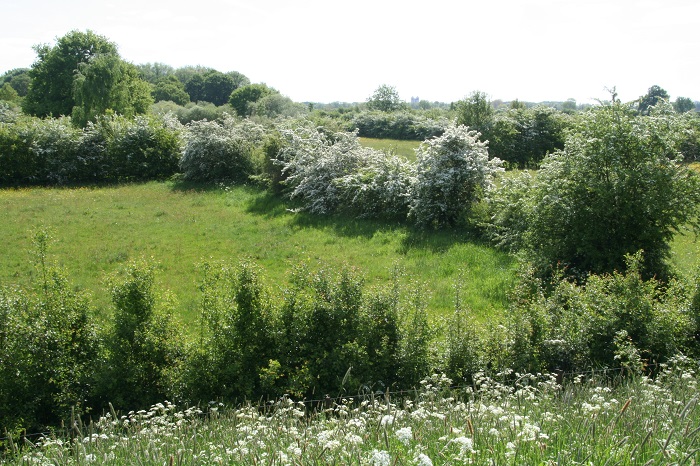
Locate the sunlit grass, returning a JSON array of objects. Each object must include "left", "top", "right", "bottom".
[
  {"left": 359, "top": 137, "right": 421, "bottom": 160},
  {"left": 0, "top": 182, "right": 516, "bottom": 326}
]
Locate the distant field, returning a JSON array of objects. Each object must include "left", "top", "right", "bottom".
[
  {"left": 0, "top": 182, "right": 516, "bottom": 327},
  {"left": 359, "top": 137, "right": 421, "bottom": 160}
]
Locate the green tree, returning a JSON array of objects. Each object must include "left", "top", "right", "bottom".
[
  {"left": 490, "top": 99, "right": 700, "bottom": 279},
  {"left": 638, "top": 84, "right": 670, "bottom": 114},
  {"left": 153, "top": 75, "right": 190, "bottom": 105},
  {"left": 366, "top": 84, "right": 404, "bottom": 112},
  {"left": 202, "top": 71, "right": 236, "bottom": 106},
  {"left": 674, "top": 96, "right": 695, "bottom": 113},
  {"left": 226, "top": 70, "right": 251, "bottom": 89},
  {"left": 0, "top": 83, "right": 19, "bottom": 102},
  {"left": 229, "top": 83, "right": 275, "bottom": 117},
  {"left": 23, "top": 30, "right": 118, "bottom": 118},
  {"left": 72, "top": 53, "right": 154, "bottom": 127},
  {"left": 136, "top": 62, "right": 175, "bottom": 84},
  {"left": 454, "top": 90, "right": 494, "bottom": 135},
  {"left": 185, "top": 73, "right": 206, "bottom": 102},
  {"left": 0, "top": 68, "right": 31, "bottom": 96}
]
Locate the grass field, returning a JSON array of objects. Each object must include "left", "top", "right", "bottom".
[
  {"left": 0, "top": 181, "right": 516, "bottom": 327},
  {"left": 359, "top": 137, "right": 422, "bottom": 160}
]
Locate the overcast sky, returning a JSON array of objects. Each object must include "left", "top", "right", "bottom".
[{"left": 3, "top": 0, "right": 698, "bottom": 104}]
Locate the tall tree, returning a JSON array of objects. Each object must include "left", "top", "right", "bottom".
[
  {"left": 0, "top": 68, "right": 31, "bottom": 97},
  {"left": 202, "top": 71, "right": 236, "bottom": 106},
  {"left": 229, "top": 83, "right": 276, "bottom": 117},
  {"left": 454, "top": 91, "right": 494, "bottom": 135},
  {"left": 674, "top": 96, "right": 695, "bottom": 113},
  {"left": 136, "top": 62, "right": 175, "bottom": 84},
  {"left": 638, "top": 85, "right": 670, "bottom": 114},
  {"left": 72, "top": 53, "right": 153, "bottom": 127},
  {"left": 23, "top": 30, "right": 118, "bottom": 118},
  {"left": 153, "top": 75, "right": 190, "bottom": 105},
  {"left": 366, "top": 84, "right": 403, "bottom": 112}
]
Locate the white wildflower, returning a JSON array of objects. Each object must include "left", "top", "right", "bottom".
[{"left": 396, "top": 426, "right": 412, "bottom": 445}]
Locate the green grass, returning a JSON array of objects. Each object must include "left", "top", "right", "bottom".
[
  {"left": 359, "top": 137, "right": 422, "bottom": 160},
  {"left": 0, "top": 181, "right": 516, "bottom": 326}
]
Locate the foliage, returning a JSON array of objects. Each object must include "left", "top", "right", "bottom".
[
  {"left": 0, "top": 112, "right": 182, "bottom": 185},
  {"left": 229, "top": 83, "right": 276, "bottom": 117},
  {"left": 179, "top": 114, "right": 265, "bottom": 182},
  {"left": 0, "top": 83, "right": 20, "bottom": 103},
  {"left": 23, "top": 30, "right": 118, "bottom": 118},
  {"left": 97, "top": 259, "right": 184, "bottom": 411},
  {"left": 0, "top": 228, "right": 100, "bottom": 434},
  {"left": 151, "top": 100, "right": 233, "bottom": 124},
  {"left": 350, "top": 111, "right": 447, "bottom": 140},
  {"left": 334, "top": 149, "right": 415, "bottom": 220},
  {"left": 409, "top": 124, "right": 503, "bottom": 228},
  {"left": 248, "top": 92, "right": 307, "bottom": 119},
  {"left": 152, "top": 75, "right": 190, "bottom": 106},
  {"left": 488, "top": 105, "right": 569, "bottom": 168},
  {"left": 366, "top": 84, "right": 404, "bottom": 112},
  {"left": 453, "top": 90, "right": 494, "bottom": 134},
  {"left": 99, "top": 113, "right": 183, "bottom": 181},
  {"left": 0, "top": 68, "right": 31, "bottom": 97},
  {"left": 638, "top": 84, "right": 670, "bottom": 114},
  {"left": 135, "top": 62, "right": 175, "bottom": 84},
  {"left": 276, "top": 125, "right": 374, "bottom": 214},
  {"left": 503, "top": 252, "right": 696, "bottom": 373},
  {"left": 72, "top": 53, "right": 154, "bottom": 127},
  {"left": 674, "top": 96, "right": 695, "bottom": 113},
  {"left": 488, "top": 99, "right": 700, "bottom": 278}
]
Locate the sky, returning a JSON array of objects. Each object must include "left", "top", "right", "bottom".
[{"left": 2, "top": 0, "right": 699, "bottom": 105}]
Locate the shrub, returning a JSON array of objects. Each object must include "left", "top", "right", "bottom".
[
  {"left": 506, "top": 252, "right": 695, "bottom": 372},
  {"left": 488, "top": 100, "right": 700, "bottom": 279},
  {"left": 104, "top": 113, "right": 182, "bottom": 181},
  {"left": 350, "top": 111, "right": 447, "bottom": 140},
  {"left": 409, "top": 124, "right": 503, "bottom": 228},
  {"left": 97, "top": 259, "right": 184, "bottom": 410},
  {"left": 179, "top": 115, "right": 265, "bottom": 182},
  {"left": 277, "top": 126, "right": 375, "bottom": 214},
  {"left": 0, "top": 229, "right": 100, "bottom": 434},
  {"left": 334, "top": 150, "right": 415, "bottom": 220}
]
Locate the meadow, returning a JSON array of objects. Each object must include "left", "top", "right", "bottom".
[{"left": 0, "top": 180, "right": 516, "bottom": 327}]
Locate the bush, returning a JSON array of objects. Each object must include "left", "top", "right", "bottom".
[
  {"left": 505, "top": 252, "right": 695, "bottom": 373},
  {"left": 97, "top": 259, "right": 184, "bottom": 410},
  {"left": 0, "top": 229, "right": 100, "bottom": 434},
  {"left": 103, "top": 114, "right": 182, "bottom": 181},
  {"left": 277, "top": 126, "right": 376, "bottom": 214},
  {"left": 334, "top": 150, "right": 415, "bottom": 220},
  {"left": 488, "top": 100, "right": 700, "bottom": 279},
  {"left": 350, "top": 111, "right": 447, "bottom": 140},
  {"left": 488, "top": 106, "right": 569, "bottom": 168},
  {"left": 409, "top": 124, "right": 503, "bottom": 228},
  {"left": 179, "top": 115, "right": 265, "bottom": 182}
]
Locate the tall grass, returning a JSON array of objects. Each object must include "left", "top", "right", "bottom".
[
  {"left": 7, "top": 356, "right": 700, "bottom": 465},
  {"left": 0, "top": 182, "right": 515, "bottom": 326}
]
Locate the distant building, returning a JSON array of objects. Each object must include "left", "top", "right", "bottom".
[{"left": 410, "top": 96, "right": 420, "bottom": 105}]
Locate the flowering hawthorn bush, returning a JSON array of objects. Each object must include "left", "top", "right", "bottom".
[
  {"left": 409, "top": 124, "right": 503, "bottom": 228},
  {"left": 179, "top": 114, "right": 265, "bottom": 182},
  {"left": 278, "top": 125, "right": 410, "bottom": 216}
]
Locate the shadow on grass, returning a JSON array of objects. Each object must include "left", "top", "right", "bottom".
[{"left": 245, "top": 189, "right": 502, "bottom": 257}]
